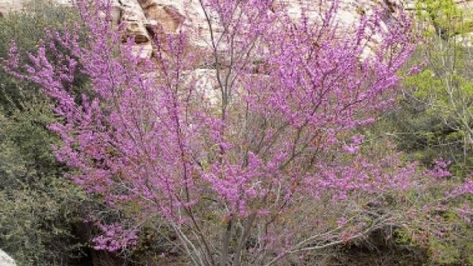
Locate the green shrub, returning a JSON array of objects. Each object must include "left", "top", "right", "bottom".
[
  {"left": 0, "top": 2, "right": 89, "bottom": 265},
  {"left": 385, "top": 1, "right": 473, "bottom": 265}
]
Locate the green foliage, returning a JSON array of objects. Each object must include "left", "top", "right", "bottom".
[
  {"left": 391, "top": 0, "right": 473, "bottom": 173},
  {"left": 383, "top": 1, "right": 473, "bottom": 265},
  {"left": 415, "top": 0, "right": 473, "bottom": 39},
  {"left": 0, "top": 100, "right": 88, "bottom": 265},
  {"left": 0, "top": 2, "right": 89, "bottom": 265}
]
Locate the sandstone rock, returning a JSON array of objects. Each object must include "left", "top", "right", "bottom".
[
  {"left": 120, "top": 0, "right": 151, "bottom": 43},
  {"left": 137, "top": 0, "right": 185, "bottom": 33},
  {"left": 13, "top": 0, "right": 473, "bottom": 61},
  {"left": 0, "top": 0, "right": 415, "bottom": 60},
  {"left": 0, "top": 249, "right": 16, "bottom": 266}
]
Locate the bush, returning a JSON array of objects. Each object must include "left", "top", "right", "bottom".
[
  {"left": 0, "top": 2, "right": 88, "bottom": 265},
  {"left": 385, "top": 1, "right": 473, "bottom": 264}
]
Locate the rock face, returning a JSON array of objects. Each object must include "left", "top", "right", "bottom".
[
  {"left": 0, "top": 0, "right": 407, "bottom": 57},
  {"left": 0, "top": 249, "right": 16, "bottom": 266},
  {"left": 11, "top": 0, "right": 471, "bottom": 99},
  {"left": 0, "top": 0, "right": 411, "bottom": 105}
]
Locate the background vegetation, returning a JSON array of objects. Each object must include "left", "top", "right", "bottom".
[{"left": 0, "top": 2, "right": 87, "bottom": 265}]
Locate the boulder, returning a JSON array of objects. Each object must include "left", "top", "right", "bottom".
[{"left": 0, "top": 249, "right": 16, "bottom": 266}]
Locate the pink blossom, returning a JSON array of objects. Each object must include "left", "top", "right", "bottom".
[{"left": 4, "top": 0, "right": 417, "bottom": 263}]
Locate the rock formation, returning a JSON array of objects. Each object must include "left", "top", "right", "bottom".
[
  {"left": 5, "top": 0, "right": 471, "bottom": 100},
  {"left": 0, "top": 0, "right": 408, "bottom": 58},
  {"left": 0, "top": 0, "right": 413, "bottom": 109}
]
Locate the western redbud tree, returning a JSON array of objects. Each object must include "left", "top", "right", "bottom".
[{"left": 5, "top": 0, "right": 416, "bottom": 265}]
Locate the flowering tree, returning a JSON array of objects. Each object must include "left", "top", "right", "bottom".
[{"left": 5, "top": 0, "right": 417, "bottom": 264}]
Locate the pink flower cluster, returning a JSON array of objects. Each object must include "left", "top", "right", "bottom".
[
  {"left": 428, "top": 159, "right": 452, "bottom": 179},
  {"left": 93, "top": 223, "right": 138, "bottom": 252}
]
